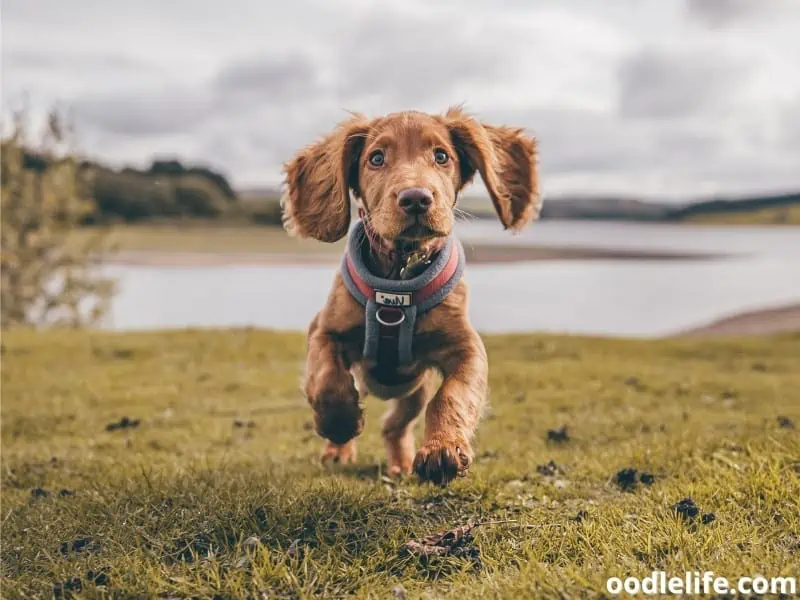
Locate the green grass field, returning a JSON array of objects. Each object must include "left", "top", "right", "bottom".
[
  {"left": 2, "top": 330, "right": 799, "bottom": 598},
  {"left": 72, "top": 222, "right": 345, "bottom": 255}
]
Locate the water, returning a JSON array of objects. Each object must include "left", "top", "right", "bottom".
[
  {"left": 455, "top": 220, "right": 800, "bottom": 257},
  {"left": 102, "top": 221, "right": 800, "bottom": 337}
]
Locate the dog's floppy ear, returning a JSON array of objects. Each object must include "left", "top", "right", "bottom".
[
  {"left": 282, "top": 114, "right": 371, "bottom": 242},
  {"left": 443, "top": 107, "right": 541, "bottom": 232}
]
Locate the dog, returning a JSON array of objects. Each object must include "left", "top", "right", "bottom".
[{"left": 282, "top": 107, "right": 540, "bottom": 485}]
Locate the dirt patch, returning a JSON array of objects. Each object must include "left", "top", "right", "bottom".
[
  {"left": 701, "top": 513, "right": 717, "bottom": 524},
  {"left": 571, "top": 510, "right": 589, "bottom": 523},
  {"left": 536, "top": 460, "right": 564, "bottom": 476},
  {"left": 106, "top": 416, "right": 140, "bottom": 432},
  {"left": 614, "top": 468, "right": 656, "bottom": 492},
  {"left": 672, "top": 497, "right": 700, "bottom": 520},
  {"left": 30, "top": 487, "right": 75, "bottom": 499},
  {"left": 53, "top": 569, "right": 109, "bottom": 599},
  {"left": 546, "top": 425, "right": 570, "bottom": 443},
  {"left": 671, "top": 498, "right": 716, "bottom": 525},
  {"left": 59, "top": 537, "right": 101, "bottom": 556},
  {"left": 166, "top": 533, "right": 213, "bottom": 563},
  {"left": 30, "top": 487, "right": 49, "bottom": 499},
  {"left": 53, "top": 577, "right": 83, "bottom": 598}
]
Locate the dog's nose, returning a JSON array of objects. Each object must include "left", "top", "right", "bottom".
[{"left": 397, "top": 188, "right": 433, "bottom": 215}]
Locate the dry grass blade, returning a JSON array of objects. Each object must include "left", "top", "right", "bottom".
[
  {"left": 403, "top": 540, "right": 452, "bottom": 558},
  {"left": 404, "top": 519, "right": 518, "bottom": 557}
]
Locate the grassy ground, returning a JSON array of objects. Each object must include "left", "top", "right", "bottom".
[
  {"left": 1, "top": 330, "right": 799, "bottom": 598},
  {"left": 72, "top": 222, "right": 345, "bottom": 255}
]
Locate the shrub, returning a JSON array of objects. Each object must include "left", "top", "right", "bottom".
[
  {"left": 149, "top": 159, "right": 237, "bottom": 200},
  {"left": 90, "top": 165, "right": 178, "bottom": 222},
  {"left": 1, "top": 109, "right": 115, "bottom": 328},
  {"left": 174, "top": 174, "right": 229, "bottom": 216},
  {"left": 88, "top": 163, "right": 236, "bottom": 222}
]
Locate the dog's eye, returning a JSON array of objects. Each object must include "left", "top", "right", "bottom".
[
  {"left": 434, "top": 149, "right": 449, "bottom": 165},
  {"left": 368, "top": 150, "right": 385, "bottom": 167}
]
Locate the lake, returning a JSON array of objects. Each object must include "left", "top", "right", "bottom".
[{"left": 102, "top": 221, "right": 800, "bottom": 337}]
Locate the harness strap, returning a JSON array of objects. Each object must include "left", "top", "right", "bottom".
[{"left": 341, "top": 220, "right": 465, "bottom": 366}]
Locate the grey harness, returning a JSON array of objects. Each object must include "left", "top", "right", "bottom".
[{"left": 341, "top": 220, "right": 466, "bottom": 366}]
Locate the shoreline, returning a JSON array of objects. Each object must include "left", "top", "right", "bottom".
[
  {"left": 676, "top": 303, "right": 800, "bottom": 337},
  {"left": 108, "top": 245, "right": 720, "bottom": 267}
]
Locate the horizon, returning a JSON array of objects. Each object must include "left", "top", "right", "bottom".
[{"left": 234, "top": 183, "right": 800, "bottom": 206}]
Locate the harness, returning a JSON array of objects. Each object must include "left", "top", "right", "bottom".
[{"left": 341, "top": 220, "right": 465, "bottom": 367}]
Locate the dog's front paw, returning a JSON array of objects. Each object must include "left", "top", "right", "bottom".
[
  {"left": 312, "top": 389, "right": 364, "bottom": 445},
  {"left": 413, "top": 436, "right": 472, "bottom": 486}
]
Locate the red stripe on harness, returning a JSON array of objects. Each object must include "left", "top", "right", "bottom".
[
  {"left": 346, "top": 241, "right": 459, "bottom": 305},
  {"left": 346, "top": 254, "right": 374, "bottom": 299}
]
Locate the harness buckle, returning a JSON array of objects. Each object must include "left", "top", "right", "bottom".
[{"left": 375, "top": 306, "right": 405, "bottom": 327}]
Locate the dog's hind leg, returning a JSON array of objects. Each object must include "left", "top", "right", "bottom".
[
  {"left": 382, "top": 370, "right": 439, "bottom": 477},
  {"left": 320, "top": 439, "right": 357, "bottom": 464}
]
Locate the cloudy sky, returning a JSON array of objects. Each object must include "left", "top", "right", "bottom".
[{"left": 3, "top": 0, "right": 800, "bottom": 200}]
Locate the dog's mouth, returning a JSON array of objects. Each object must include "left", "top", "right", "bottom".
[{"left": 398, "top": 217, "right": 448, "bottom": 241}]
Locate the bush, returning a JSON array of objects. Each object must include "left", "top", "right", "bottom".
[
  {"left": 87, "top": 163, "right": 236, "bottom": 222},
  {"left": 149, "top": 159, "right": 237, "bottom": 201},
  {"left": 90, "top": 166, "right": 179, "bottom": 222},
  {"left": 174, "top": 174, "right": 229, "bottom": 216},
  {"left": 1, "top": 110, "right": 115, "bottom": 328}
]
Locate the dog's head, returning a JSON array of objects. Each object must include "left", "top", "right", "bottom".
[{"left": 282, "top": 107, "right": 540, "bottom": 245}]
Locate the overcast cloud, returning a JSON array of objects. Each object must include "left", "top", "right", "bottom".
[{"left": 3, "top": 0, "right": 800, "bottom": 200}]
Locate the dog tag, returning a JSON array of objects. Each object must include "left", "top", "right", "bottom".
[{"left": 375, "top": 291, "right": 412, "bottom": 306}]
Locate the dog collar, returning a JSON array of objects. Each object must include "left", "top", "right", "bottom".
[{"left": 341, "top": 220, "right": 466, "bottom": 366}]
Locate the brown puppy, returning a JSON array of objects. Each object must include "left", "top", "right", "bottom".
[{"left": 282, "top": 107, "right": 540, "bottom": 485}]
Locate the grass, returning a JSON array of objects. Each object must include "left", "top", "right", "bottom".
[
  {"left": 1, "top": 329, "right": 799, "bottom": 598},
  {"left": 71, "top": 222, "right": 345, "bottom": 255}
]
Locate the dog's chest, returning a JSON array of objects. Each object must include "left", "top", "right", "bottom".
[
  {"left": 344, "top": 327, "right": 443, "bottom": 399},
  {"left": 358, "top": 360, "right": 426, "bottom": 400},
  {"left": 367, "top": 361, "right": 419, "bottom": 388}
]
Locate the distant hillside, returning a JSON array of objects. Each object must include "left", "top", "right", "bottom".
[
  {"left": 541, "top": 196, "right": 670, "bottom": 221},
  {"left": 670, "top": 192, "right": 800, "bottom": 223},
  {"left": 457, "top": 191, "right": 800, "bottom": 224}
]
